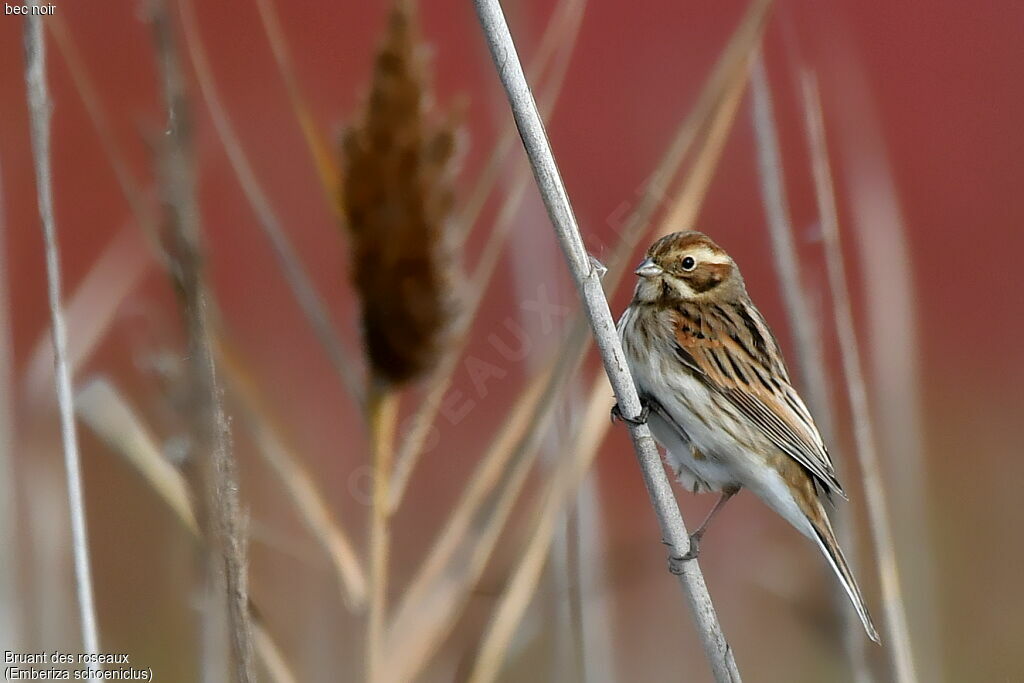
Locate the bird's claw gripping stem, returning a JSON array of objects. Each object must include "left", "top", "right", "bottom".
[{"left": 611, "top": 401, "right": 650, "bottom": 426}]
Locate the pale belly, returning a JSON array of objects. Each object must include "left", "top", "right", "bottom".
[{"left": 619, "top": 312, "right": 811, "bottom": 535}]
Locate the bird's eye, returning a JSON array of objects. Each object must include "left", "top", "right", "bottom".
[{"left": 681, "top": 256, "right": 696, "bottom": 271}]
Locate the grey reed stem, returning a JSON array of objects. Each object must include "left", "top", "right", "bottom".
[
  {"left": 472, "top": 1, "right": 741, "bottom": 680},
  {"left": 24, "top": 10, "right": 102, "bottom": 672}
]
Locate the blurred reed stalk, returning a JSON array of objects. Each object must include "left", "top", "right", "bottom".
[
  {"left": 48, "top": 4, "right": 367, "bottom": 614},
  {"left": 46, "top": 16, "right": 155, "bottom": 236},
  {"left": 749, "top": 56, "right": 829, "bottom": 412},
  {"left": 75, "top": 377, "right": 298, "bottom": 683},
  {"left": 177, "top": 0, "right": 364, "bottom": 408},
  {"left": 338, "top": 2, "right": 459, "bottom": 678},
  {"left": 468, "top": 373, "right": 614, "bottom": 683},
  {"left": 473, "top": 1, "right": 741, "bottom": 681},
  {"left": 22, "top": 11, "right": 102, "bottom": 671},
  {"left": 749, "top": 53, "right": 873, "bottom": 681},
  {"left": 148, "top": 2, "right": 254, "bottom": 680},
  {"left": 388, "top": 0, "right": 587, "bottom": 512},
  {"left": 464, "top": 10, "right": 761, "bottom": 678},
  {"left": 0, "top": 155, "right": 18, "bottom": 651},
  {"left": 212, "top": 337, "right": 367, "bottom": 609},
  {"left": 383, "top": 3, "right": 766, "bottom": 677},
  {"left": 828, "top": 51, "right": 938, "bottom": 681},
  {"left": 252, "top": 0, "right": 340, "bottom": 211},
  {"left": 800, "top": 71, "right": 919, "bottom": 683}
]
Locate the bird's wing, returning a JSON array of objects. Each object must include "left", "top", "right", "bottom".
[{"left": 670, "top": 304, "right": 845, "bottom": 497}]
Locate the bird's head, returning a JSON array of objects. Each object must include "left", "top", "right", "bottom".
[{"left": 632, "top": 231, "right": 745, "bottom": 304}]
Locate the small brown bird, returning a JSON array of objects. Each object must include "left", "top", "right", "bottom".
[{"left": 616, "top": 230, "right": 879, "bottom": 643}]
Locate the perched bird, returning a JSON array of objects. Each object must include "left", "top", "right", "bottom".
[{"left": 616, "top": 230, "right": 880, "bottom": 643}]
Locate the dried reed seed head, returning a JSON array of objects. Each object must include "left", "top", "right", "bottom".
[{"left": 341, "top": 0, "right": 460, "bottom": 387}]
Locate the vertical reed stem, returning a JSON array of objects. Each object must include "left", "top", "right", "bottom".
[
  {"left": 472, "top": 1, "right": 740, "bottom": 680},
  {"left": 366, "top": 385, "right": 398, "bottom": 682},
  {"left": 801, "top": 72, "right": 919, "bottom": 683},
  {"left": 23, "top": 10, "right": 102, "bottom": 671},
  {"left": 149, "top": 2, "right": 254, "bottom": 678}
]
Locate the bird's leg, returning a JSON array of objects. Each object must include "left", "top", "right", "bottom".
[
  {"left": 674, "top": 486, "right": 740, "bottom": 565},
  {"left": 610, "top": 399, "right": 650, "bottom": 426}
]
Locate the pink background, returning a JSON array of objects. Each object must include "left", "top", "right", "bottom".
[{"left": 1, "top": 1, "right": 1021, "bottom": 680}]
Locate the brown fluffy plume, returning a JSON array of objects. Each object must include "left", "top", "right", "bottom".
[{"left": 341, "top": 0, "right": 458, "bottom": 387}]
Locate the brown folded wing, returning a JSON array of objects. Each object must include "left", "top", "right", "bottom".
[{"left": 670, "top": 303, "right": 845, "bottom": 498}]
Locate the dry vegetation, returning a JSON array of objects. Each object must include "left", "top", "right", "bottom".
[{"left": 9, "top": 0, "right": 929, "bottom": 681}]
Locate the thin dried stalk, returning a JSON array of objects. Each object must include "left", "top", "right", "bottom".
[
  {"left": 47, "top": 15, "right": 154, "bottom": 234},
  {"left": 0, "top": 155, "right": 19, "bottom": 649},
  {"left": 389, "top": 2, "right": 765, "bottom": 669},
  {"left": 467, "top": 374, "right": 613, "bottom": 683},
  {"left": 252, "top": 0, "right": 340, "bottom": 210},
  {"left": 25, "top": 229, "right": 151, "bottom": 407},
  {"left": 592, "top": 0, "right": 773, "bottom": 293},
  {"left": 178, "top": 0, "right": 364, "bottom": 407},
  {"left": 149, "top": 2, "right": 254, "bottom": 679},
  {"left": 23, "top": 12, "right": 102, "bottom": 669},
  {"left": 49, "top": 7, "right": 364, "bottom": 618},
  {"left": 365, "top": 386, "right": 399, "bottom": 681},
  {"left": 77, "top": 378, "right": 199, "bottom": 535},
  {"left": 388, "top": 0, "right": 586, "bottom": 510},
  {"left": 463, "top": 43, "right": 755, "bottom": 679},
  {"left": 388, "top": 4, "right": 766, "bottom": 675},
  {"left": 750, "top": 54, "right": 874, "bottom": 679},
  {"left": 749, "top": 55, "right": 830, "bottom": 408},
  {"left": 74, "top": 378, "right": 297, "bottom": 683},
  {"left": 800, "top": 72, "right": 918, "bottom": 682},
  {"left": 474, "top": 1, "right": 741, "bottom": 680},
  {"left": 384, "top": 356, "right": 568, "bottom": 682},
  {"left": 213, "top": 337, "right": 367, "bottom": 609},
  {"left": 251, "top": 618, "right": 300, "bottom": 683},
  {"left": 660, "top": 50, "right": 753, "bottom": 233},
  {"left": 453, "top": 0, "right": 587, "bottom": 247},
  {"left": 390, "top": 360, "right": 554, "bottom": 604},
  {"left": 385, "top": 435, "right": 541, "bottom": 683}
]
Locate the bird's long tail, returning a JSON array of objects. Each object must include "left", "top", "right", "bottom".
[{"left": 809, "top": 513, "right": 881, "bottom": 643}]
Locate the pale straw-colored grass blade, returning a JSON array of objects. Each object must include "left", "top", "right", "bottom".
[
  {"left": 252, "top": 0, "right": 340, "bottom": 212},
  {"left": 150, "top": 2, "right": 254, "bottom": 675},
  {"left": 383, "top": 359, "right": 562, "bottom": 682},
  {"left": 0, "top": 155, "right": 20, "bottom": 650},
  {"left": 366, "top": 386, "right": 399, "bottom": 683},
  {"left": 178, "top": 0, "right": 364, "bottom": 407},
  {"left": 75, "top": 377, "right": 298, "bottom": 683},
  {"left": 461, "top": 31, "right": 756, "bottom": 681},
  {"left": 46, "top": 15, "right": 155, "bottom": 235},
  {"left": 213, "top": 335, "right": 367, "bottom": 610},
  {"left": 77, "top": 378, "right": 199, "bottom": 535},
  {"left": 749, "top": 55, "right": 830, "bottom": 408},
  {"left": 800, "top": 70, "right": 918, "bottom": 683},
  {"left": 24, "top": 13, "right": 102, "bottom": 668},
  {"left": 386, "top": 2, "right": 767, "bottom": 677},
  {"left": 453, "top": 0, "right": 587, "bottom": 247},
  {"left": 467, "top": 374, "right": 613, "bottom": 683},
  {"left": 25, "top": 227, "right": 151, "bottom": 407},
  {"left": 49, "top": 9, "right": 366, "bottom": 615},
  {"left": 750, "top": 54, "right": 873, "bottom": 680},
  {"left": 388, "top": 0, "right": 587, "bottom": 510},
  {"left": 825, "top": 53, "right": 938, "bottom": 683}
]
